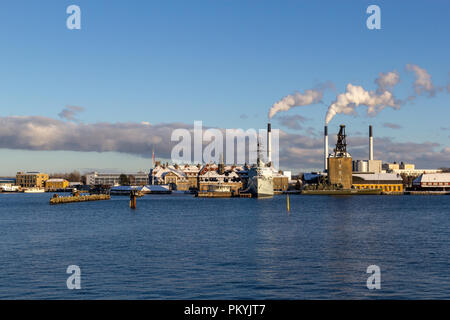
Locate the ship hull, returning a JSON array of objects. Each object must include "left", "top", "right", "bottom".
[
  {"left": 248, "top": 176, "right": 274, "bottom": 198},
  {"left": 24, "top": 188, "right": 45, "bottom": 193}
]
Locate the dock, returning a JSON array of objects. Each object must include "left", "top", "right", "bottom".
[
  {"left": 50, "top": 194, "right": 111, "bottom": 205},
  {"left": 405, "top": 191, "right": 450, "bottom": 195},
  {"left": 301, "top": 189, "right": 383, "bottom": 195}
]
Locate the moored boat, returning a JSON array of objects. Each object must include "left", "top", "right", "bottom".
[{"left": 23, "top": 187, "right": 45, "bottom": 193}]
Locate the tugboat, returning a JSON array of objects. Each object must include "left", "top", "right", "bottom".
[{"left": 247, "top": 140, "right": 274, "bottom": 198}]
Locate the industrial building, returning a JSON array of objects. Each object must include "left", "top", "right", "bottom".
[
  {"left": 351, "top": 126, "right": 382, "bottom": 174},
  {"left": 319, "top": 124, "right": 405, "bottom": 193},
  {"left": 413, "top": 173, "right": 450, "bottom": 191},
  {"left": 383, "top": 162, "right": 442, "bottom": 176},
  {"left": 352, "top": 173, "right": 403, "bottom": 193},
  {"left": 16, "top": 172, "right": 49, "bottom": 188},
  {"left": 353, "top": 159, "right": 382, "bottom": 173},
  {"left": 327, "top": 125, "right": 353, "bottom": 189}
]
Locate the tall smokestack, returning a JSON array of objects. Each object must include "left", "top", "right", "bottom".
[
  {"left": 369, "top": 125, "right": 374, "bottom": 160},
  {"left": 267, "top": 122, "right": 272, "bottom": 163},
  {"left": 324, "top": 125, "right": 328, "bottom": 171}
]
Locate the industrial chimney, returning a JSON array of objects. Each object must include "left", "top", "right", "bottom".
[
  {"left": 267, "top": 122, "right": 272, "bottom": 163},
  {"left": 324, "top": 125, "right": 328, "bottom": 172},
  {"left": 369, "top": 125, "right": 373, "bottom": 161}
]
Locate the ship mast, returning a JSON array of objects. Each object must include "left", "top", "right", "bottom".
[{"left": 256, "top": 137, "right": 262, "bottom": 165}]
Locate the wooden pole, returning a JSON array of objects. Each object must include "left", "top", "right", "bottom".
[{"left": 130, "top": 190, "right": 137, "bottom": 209}]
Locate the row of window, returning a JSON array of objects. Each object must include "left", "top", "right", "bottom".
[
  {"left": 423, "top": 182, "right": 450, "bottom": 186},
  {"left": 354, "top": 184, "right": 402, "bottom": 192}
]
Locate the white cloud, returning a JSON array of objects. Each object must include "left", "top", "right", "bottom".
[
  {"left": 406, "top": 64, "right": 436, "bottom": 97},
  {"left": 58, "top": 106, "right": 84, "bottom": 121}
]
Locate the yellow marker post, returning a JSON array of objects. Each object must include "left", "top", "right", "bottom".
[
  {"left": 130, "top": 190, "right": 137, "bottom": 209},
  {"left": 287, "top": 193, "right": 290, "bottom": 213}
]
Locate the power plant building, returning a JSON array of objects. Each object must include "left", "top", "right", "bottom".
[
  {"left": 353, "top": 159, "right": 382, "bottom": 173},
  {"left": 327, "top": 125, "right": 353, "bottom": 189},
  {"left": 351, "top": 126, "right": 382, "bottom": 174}
]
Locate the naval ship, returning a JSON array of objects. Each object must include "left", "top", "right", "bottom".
[{"left": 247, "top": 140, "right": 274, "bottom": 198}]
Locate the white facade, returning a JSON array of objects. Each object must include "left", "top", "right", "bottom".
[
  {"left": 368, "top": 160, "right": 382, "bottom": 174},
  {"left": 392, "top": 168, "right": 442, "bottom": 176},
  {"left": 283, "top": 171, "right": 292, "bottom": 181},
  {"left": 85, "top": 172, "right": 149, "bottom": 186}
]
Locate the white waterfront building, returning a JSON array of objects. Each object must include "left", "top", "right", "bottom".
[{"left": 85, "top": 172, "right": 149, "bottom": 186}]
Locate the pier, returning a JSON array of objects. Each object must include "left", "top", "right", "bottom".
[{"left": 405, "top": 191, "right": 450, "bottom": 195}]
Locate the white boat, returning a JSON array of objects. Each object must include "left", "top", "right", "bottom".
[
  {"left": 24, "top": 187, "right": 45, "bottom": 193},
  {"left": 0, "top": 185, "right": 20, "bottom": 193},
  {"left": 247, "top": 142, "right": 274, "bottom": 198}
]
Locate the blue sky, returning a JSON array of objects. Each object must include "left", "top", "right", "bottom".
[{"left": 0, "top": 0, "right": 449, "bottom": 175}]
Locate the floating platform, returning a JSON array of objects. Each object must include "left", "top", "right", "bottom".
[
  {"left": 50, "top": 194, "right": 111, "bottom": 205},
  {"left": 301, "top": 189, "right": 383, "bottom": 195}
]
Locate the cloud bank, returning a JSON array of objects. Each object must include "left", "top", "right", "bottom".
[{"left": 0, "top": 115, "right": 449, "bottom": 171}]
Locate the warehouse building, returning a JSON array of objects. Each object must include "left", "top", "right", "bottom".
[
  {"left": 413, "top": 173, "right": 450, "bottom": 191},
  {"left": 45, "top": 179, "right": 70, "bottom": 191},
  {"left": 352, "top": 173, "right": 403, "bottom": 193}
]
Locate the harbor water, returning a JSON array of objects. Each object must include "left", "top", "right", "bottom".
[{"left": 0, "top": 193, "right": 449, "bottom": 299}]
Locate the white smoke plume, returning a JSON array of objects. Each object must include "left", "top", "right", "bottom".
[
  {"left": 325, "top": 84, "right": 398, "bottom": 125},
  {"left": 268, "top": 83, "right": 332, "bottom": 119},
  {"left": 406, "top": 64, "right": 436, "bottom": 97},
  {"left": 375, "top": 71, "right": 400, "bottom": 93}
]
